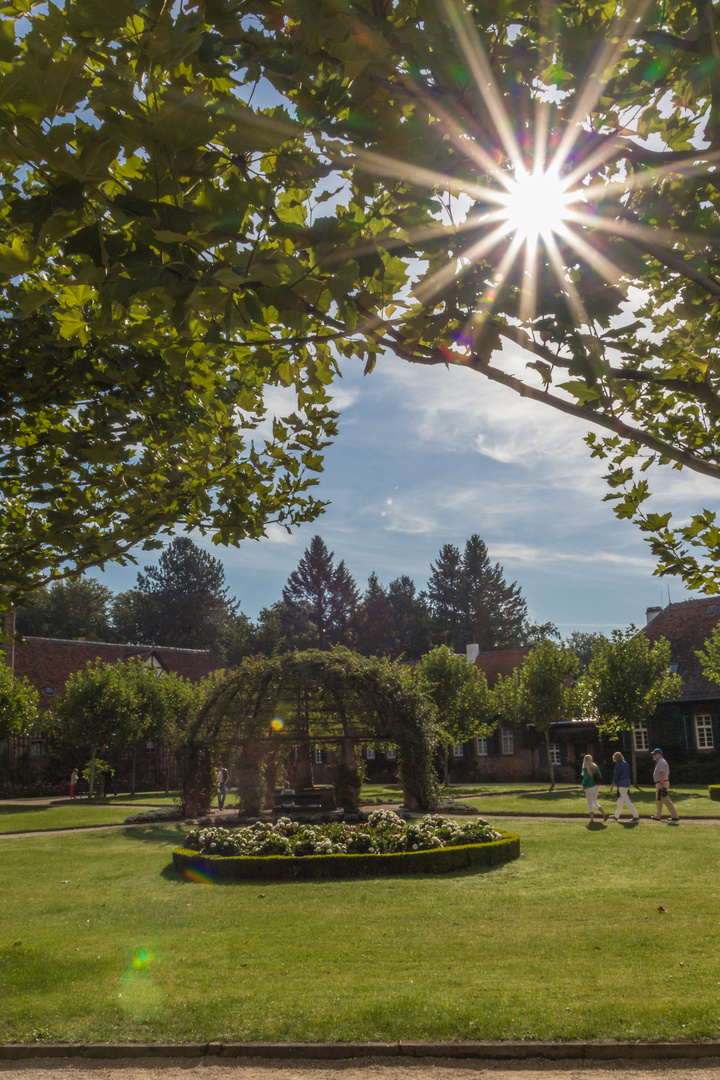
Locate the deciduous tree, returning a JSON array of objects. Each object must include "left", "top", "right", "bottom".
[
  {"left": 0, "top": 659, "right": 39, "bottom": 741},
  {"left": 495, "top": 639, "right": 580, "bottom": 788},
  {"left": 585, "top": 629, "right": 683, "bottom": 785},
  {"left": 16, "top": 578, "right": 114, "bottom": 642},
  {"left": 415, "top": 644, "right": 494, "bottom": 784}
]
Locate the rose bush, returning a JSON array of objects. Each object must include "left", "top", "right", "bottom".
[{"left": 184, "top": 812, "right": 501, "bottom": 858}]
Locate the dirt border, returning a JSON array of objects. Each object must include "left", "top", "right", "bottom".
[{"left": 2, "top": 1044, "right": 720, "bottom": 1062}]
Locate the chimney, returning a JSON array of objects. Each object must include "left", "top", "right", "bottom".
[
  {"left": 466, "top": 643, "right": 480, "bottom": 664},
  {"left": 645, "top": 606, "right": 662, "bottom": 625}
]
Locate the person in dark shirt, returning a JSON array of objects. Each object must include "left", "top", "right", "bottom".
[
  {"left": 608, "top": 752, "right": 639, "bottom": 822},
  {"left": 102, "top": 767, "right": 117, "bottom": 797}
]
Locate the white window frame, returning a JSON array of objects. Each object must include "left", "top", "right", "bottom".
[
  {"left": 366, "top": 747, "right": 375, "bottom": 760},
  {"left": 549, "top": 743, "right": 561, "bottom": 766},
  {"left": 633, "top": 722, "right": 649, "bottom": 752},
  {"left": 385, "top": 747, "right": 396, "bottom": 760},
  {"left": 314, "top": 746, "right": 327, "bottom": 765},
  {"left": 695, "top": 714, "right": 714, "bottom": 750},
  {"left": 501, "top": 728, "right": 514, "bottom": 755},
  {"left": 476, "top": 736, "right": 488, "bottom": 757},
  {"left": 453, "top": 743, "right": 464, "bottom": 758}
]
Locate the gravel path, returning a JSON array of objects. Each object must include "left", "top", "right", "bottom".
[{"left": 3, "top": 1057, "right": 720, "bottom": 1080}]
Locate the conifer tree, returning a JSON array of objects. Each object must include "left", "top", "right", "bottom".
[{"left": 282, "top": 536, "right": 359, "bottom": 649}]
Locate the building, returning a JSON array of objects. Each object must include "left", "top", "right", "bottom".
[
  {"left": 639, "top": 599, "right": 720, "bottom": 781},
  {"left": 1, "top": 634, "right": 225, "bottom": 792}
]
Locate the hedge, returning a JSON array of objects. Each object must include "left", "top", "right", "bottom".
[
  {"left": 172, "top": 833, "right": 520, "bottom": 881},
  {"left": 709, "top": 785, "right": 720, "bottom": 801}
]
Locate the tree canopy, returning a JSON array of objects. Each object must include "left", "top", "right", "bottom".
[
  {"left": 585, "top": 628, "right": 683, "bottom": 783},
  {"left": 3, "top": 0, "right": 720, "bottom": 595}
]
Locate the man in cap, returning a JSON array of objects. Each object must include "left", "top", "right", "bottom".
[{"left": 650, "top": 748, "right": 679, "bottom": 822}]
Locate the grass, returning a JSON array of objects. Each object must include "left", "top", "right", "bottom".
[
  {"left": 0, "top": 803, "right": 160, "bottom": 833},
  {"left": 2, "top": 818, "right": 720, "bottom": 1044},
  {"left": 467, "top": 784, "right": 720, "bottom": 817},
  {"left": 359, "top": 782, "right": 552, "bottom": 804}
]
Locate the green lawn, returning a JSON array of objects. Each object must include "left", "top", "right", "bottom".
[
  {"left": 90, "top": 791, "right": 180, "bottom": 806},
  {"left": 467, "top": 784, "right": 720, "bottom": 817},
  {"left": 2, "top": 818, "right": 720, "bottom": 1044},
  {"left": 0, "top": 803, "right": 160, "bottom": 833},
  {"left": 359, "top": 782, "right": 552, "bottom": 804}
]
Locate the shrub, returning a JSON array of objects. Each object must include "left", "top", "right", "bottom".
[
  {"left": 709, "top": 785, "right": 720, "bottom": 801},
  {"left": 172, "top": 832, "right": 520, "bottom": 881},
  {"left": 182, "top": 813, "right": 502, "bottom": 858}
]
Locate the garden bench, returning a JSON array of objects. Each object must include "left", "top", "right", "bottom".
[{"left": 272, "top": 789, "right": 323, "bottom": 813}]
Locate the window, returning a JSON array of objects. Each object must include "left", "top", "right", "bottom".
[
  {"left": 695, "top": 714, "right": 714, "bottom": 750},
  {"left": 501, "top": 728, "right": 514, "bottom": 755},
  {"left": 366, "top": 747, "right": 375, "bottom": 760},
  {"left": 385, "top": 747, "right": 396, "bottom": 760},
  {"left": 453, "top": 744, "right": 464, "bottom": 757},
  {"left": 314, "top": 747, "right": 327, "bottom": 764},
  {"left": 668, "top": 661, "right": 684, "bottom": 674},
  {"left": 476, "top": 737, "right": 488, "bottom": 756},
  {"left": 29, "top": 741, "right": 42, "bottom": 758},
  {"left": 707, "top": 604, "right": 720, "bottom": 616},
  {"left": 632, "top": 722, "right": 649, "bottom": 751},
  {"left": 145, "top": 740, "right": 155, "bottom": 752},
  {"left": 549, "top": 743, "right": 561, "bottom": 766}
]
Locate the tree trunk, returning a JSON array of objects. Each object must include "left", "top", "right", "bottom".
[
  {"left": 131, "top": 745, "right": 137, "bottom": 796},
  {"left": 630, "top": 736, "right": 638, "bottom": 786},
  {"left": 88, "top": 744, "right": 97, "bottom": 800},
  {"left": 443, "top": 746, "right": 450, "bottom": 788},
  {"left": 295, "top": 739, "right": 314, "bottom": 791},
  {"left": 544, "top": 730, "right": 555, "bottom": 790}
]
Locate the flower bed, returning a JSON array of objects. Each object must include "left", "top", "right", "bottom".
[{"left": 172, "top": 810, "right": 520, "bottom": 880}]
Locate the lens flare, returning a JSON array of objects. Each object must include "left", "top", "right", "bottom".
[
  {"left": 271, "top": 716, "right": 285, "bottom": 731},
  {"left": 182, "top": 863, "right": 217, "bottom": 885},
  {"left": 498, "top": 169, "right": 573, "bottom": 240}
]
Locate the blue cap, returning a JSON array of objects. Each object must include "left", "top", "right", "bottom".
[{"left": 652, "top": 747, "right": 663, "bottom": 755}]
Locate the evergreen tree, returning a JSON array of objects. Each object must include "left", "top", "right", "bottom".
[
  {"left": 427, "top": 536, "right": 529, "bottom": 653},
  {"left": 353, "top": 574, "right": 396, "bottom": 657},
  {"left": 16, "top": 578, "right": 115, "bottom": 641},
  {"left": 281, "top": 536, "right": 358, "bottom": 649},
  {"left": 459, "top": 535, "right": 528, "bottom": 652},
  {"left": 387, "top": 576, "right": 432, "bottom": 659},
  {"left": 426, "top": 544, "right": 463, "bottom": 649},
  {"left": 115, "top": 538, "right": 237, "bottom": 652}
]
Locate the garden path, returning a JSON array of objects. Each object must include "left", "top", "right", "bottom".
[{"left": 2, "top": 1057, "right": 720, "bottom": 1080}]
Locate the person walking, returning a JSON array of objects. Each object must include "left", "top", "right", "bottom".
[
  {"left": 217, "top": 764, "right": 229, "bottom": 810},
  {"left": 650, "top": 748, "right": 679, "bottom": 822},
  {"left": 102, "top": 766, "right": 117, "bottom": 797},
  {"left": 70, "top": 768, "right": 78, "bottom": 800},
  {"left": 581, "top": 753, "right": 608, "bottom": 823},
  {"left": 608, "top": 751, "right": 640, "bottom": 821}
]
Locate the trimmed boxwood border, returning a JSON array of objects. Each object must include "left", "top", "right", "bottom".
[
  {"left": 172, "top": 832, "right": 520, "bottom": 881},
  {"left": 709, "top": 785, "right": 720, "bottom": 801}
]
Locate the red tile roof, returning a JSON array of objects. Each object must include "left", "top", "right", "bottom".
[
  {"left": 474, "top": 647, "right": 533, "bottom": 688},
  {"left": 10, "top": 637, "right": 225, "bottom": 706},
  {"left": 641, "top": 598, "right": 720, "bottom": 700}
]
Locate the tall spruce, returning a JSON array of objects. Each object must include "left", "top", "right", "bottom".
[
  {"left": 427, "top": 536, "right": 529, "bottom": 653},
  {"left": 281, "top": 536, "right": 359, "bottom": 649},
  {"left": 459, "top": 535, "right": 528, "bottom": 652},
  {"left": 387, "top": 576, "right": 432, "bottom": 659},
  {"left": 352, "top": 574, "right": 396, "bottom": 657},
  {"left": 426, "top": 544, "right": 464, "bottom": 649}
]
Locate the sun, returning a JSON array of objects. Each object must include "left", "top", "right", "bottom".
[{"left": 497, "top": 168, "right": 574, "bottom": 241}]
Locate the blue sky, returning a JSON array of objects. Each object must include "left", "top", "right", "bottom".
[{"left": 92, "top": 340, "right": 708, "bottom": 637}]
